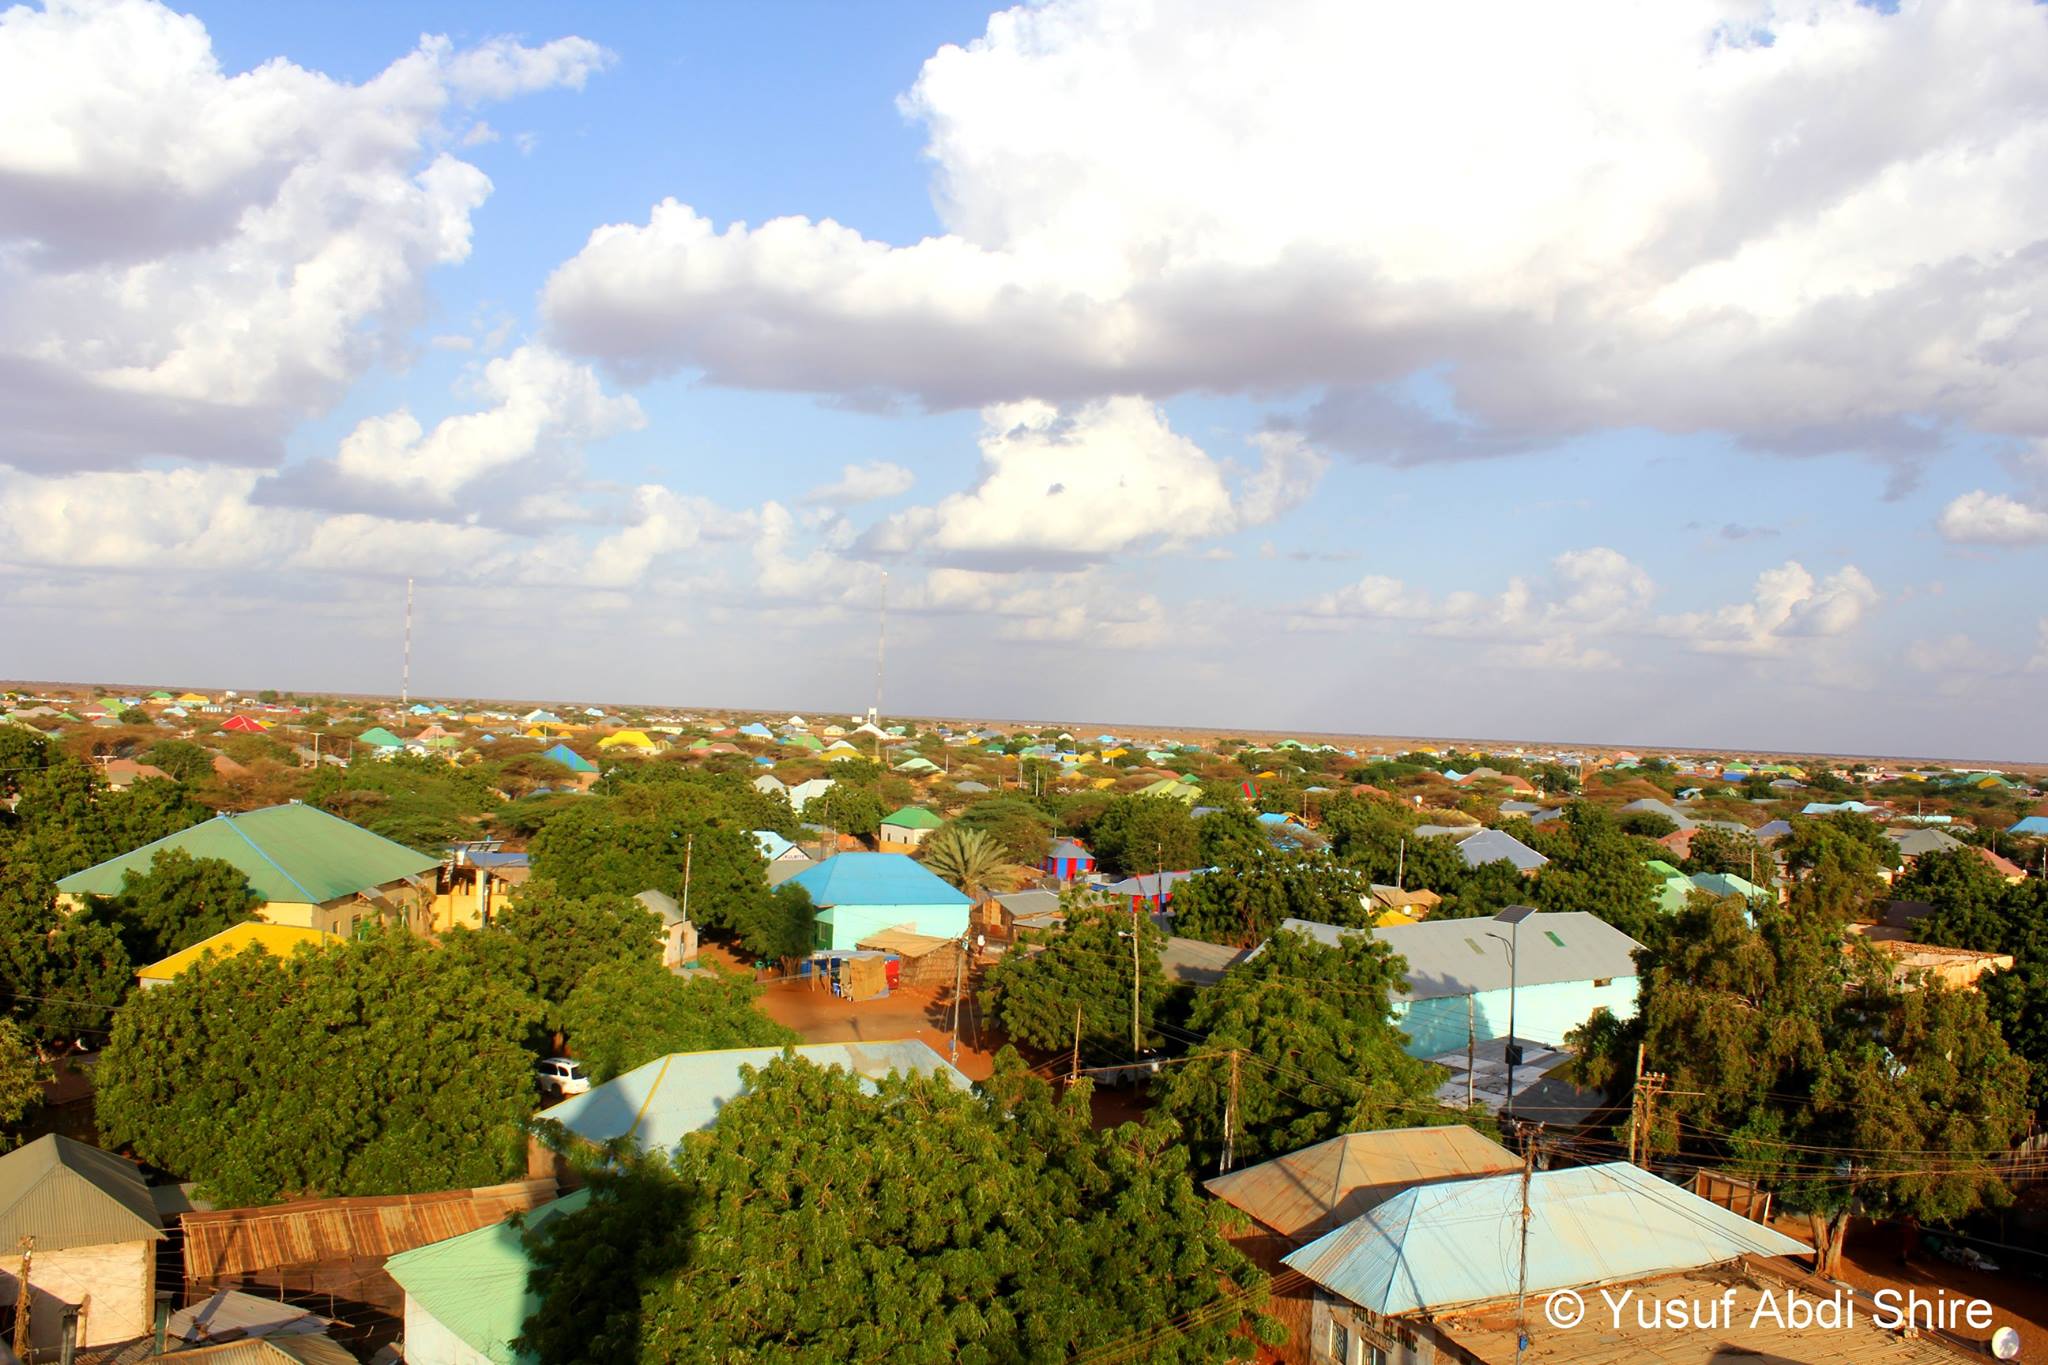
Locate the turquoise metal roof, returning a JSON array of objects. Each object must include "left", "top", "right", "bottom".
[
  {"left": 539, "top": 743, "right": 596, "bottom": 773},
  {"left": 385, "top": 1189, "right": 590, "bottom": 1365},
  {"left": 537, "top": 1041, "right": 970, "bottom": 1156},
  {"left": 781, "top": 853, "right": 971, "bottom": 909},
  {"left": 55, "top": 804, "right": 439, "bottom": 903},
  {"left": 1282, "top": 1161, "right": 1809, "bottom": 1316}
]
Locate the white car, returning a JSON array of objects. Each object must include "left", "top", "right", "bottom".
[{"left": 535, "top": 1057, "right": 591, "bottom": 1099}]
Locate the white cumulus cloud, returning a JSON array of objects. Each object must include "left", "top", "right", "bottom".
[
  {"left": 866, "top": 396, "right": 1322, "bottom": 568},
  {"left": 543, "top": 0, "right": 2048, "bottom": 472},
  {"left": 802, "top": 461, "right": 916, "bottom": 506},
  {"left": 0, "top": 1, "right": 609, "bottom": 474}
]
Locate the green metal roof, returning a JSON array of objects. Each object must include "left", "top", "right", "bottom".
[
  {"left": 355, "top": 726, "right": 404, "bottom": 748},
  {"left": 0, "top": 1135, "right": 162, "bottom": 1252},
  {"left": 385, "top": 1190, "right": 591, "bottom": 1365},
  {"left": 55, "top": 803, "right": 440, "bottom": 904},
  {"left": 880, "top": 805, "right": 944, "bottom": 829}
]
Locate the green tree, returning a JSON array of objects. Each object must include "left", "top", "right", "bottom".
[
  {"left": 97, "top": 929, "right": 537, "bottom": 1205},
  {"left": 0, "top": 858, "right": 132, "bottom": 1046},
  {"left": 116, "top": 706, "right": 151, "bottom": 726},
  {"left": 1170, "top": 851, "right": 1369, "bottom": 948},
  {"left": 528, "top": 786, "right": 781, "bottom": 944},
  {"left": 1156, "top": 928, "right": 1443, "bottom": 1166},
  {"left": 559, "top": 960, "right": 796, "bottom": 1082},
  {"left": 485, "top": 880, "right": 664, "bottom": 1026},
  {"left": 801, "top": 783, "right": 884, "bottom": 839},
  {"left": 1569, "top": 896, "right": 2029, "bottom": 1275},
  {"left": 951, "top": 795, "right": 1055, "bottom": 865},
  {"left": 143, "top": 739, "right": 216, "bottom": 785},
  {"left": 520, "top": 1052, "right": 1270, "bottom": 1364},
  {"left": 1530, "top": 803, "right": 1661, "bottom": 941},
  {"left": 983, "top": 894, "right": 1167, "bottom": 1058},
  {"left": 0, "top": 1019, "right": 48, "bottom": 1152},
  {"left": 919, "top": 826, "right": 1017, "bottom": 901},
  {"left": 1682, "top": 825, "right": 1767, "bottom": 882},
  {"left": 100, "top": 847, "right": 262, "bottom": 964},
  {"left": 1087, "top": 795, "right": 1199, "bottom": 876}
]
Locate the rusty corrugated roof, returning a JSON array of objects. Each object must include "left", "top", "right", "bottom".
[
  {"left": 180, "top": 1178, "right": 555, "bottom": 1280},
  {"left": 1203, "top": 1124, "right": 1521, "bottom": 1240}
]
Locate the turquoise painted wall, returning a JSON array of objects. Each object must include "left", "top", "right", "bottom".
[
  {"left": 1392, "top": 978, "right": 1638, "bottom": 1058},
  {"left": 816, "top": 901, "right": 973, "bottom": 951}
]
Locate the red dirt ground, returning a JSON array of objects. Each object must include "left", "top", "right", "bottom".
[{"left": 1757, "top": 1212, "right": 2048, "bottom": 1363}]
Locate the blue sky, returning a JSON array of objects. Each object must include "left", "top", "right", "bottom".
[{"left": 1, "top": 0, "right": 2045, "bottom": 759}]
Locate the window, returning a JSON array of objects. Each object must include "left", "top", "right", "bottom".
[{"left": 1330, "top": 1322, "right": 1351, "bottom": 1364}]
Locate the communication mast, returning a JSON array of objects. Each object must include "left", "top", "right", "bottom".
[{"left": 401, "top": 576, "right": 414, "bottom": 706}]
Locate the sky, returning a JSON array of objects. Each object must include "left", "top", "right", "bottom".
[{"left": 2, "top": 0, "right": 2046, "bottom": 761}]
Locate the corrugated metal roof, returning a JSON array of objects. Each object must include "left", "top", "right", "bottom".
[
  {"left": 1204, "top": 1126, "right": 1520, "bottom": 1240},
  {"left": 385, "top": 1190, "right": 591, "bottom": 1365},
  {"left": 159, "top": 1339, "right": 358, "bottom": 1365},
  {"left": 55, "top": 804, "right": 440, "bottom": 904},
  {"left": 1281, "top": 1161, "right": 1810, "bottom": 1316},
  {"left": 1159, "top": 936, "right": 1251, "bottom": 986},
  {"left": 180, "top": 1178, "right": 555, "bottom": 1280},
  {"left": 0, "top": 1135, "right": 161, "bottom": 1252},
  {"left": 135, "top": 922, "right": 339, "bottom": 983},
  {"left": 1280, "top": 912, "right": 1643, "bottom": 1002},
  {"left": 538, "top": 1041, "right": 971, "bottom": 1156},
  {"left": 168, "top": 1289, "right": 330, "bottom": 1345},
  {"left": 781, "top": 853, "right": 971, "bottom": 909},
  {"left": 1453, "top": 829, "right": 1549, "bottom": 871}
]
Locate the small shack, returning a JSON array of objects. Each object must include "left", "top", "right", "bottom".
[{"left": 0, "top": 1135, "right": 164, "bottom": 1353}]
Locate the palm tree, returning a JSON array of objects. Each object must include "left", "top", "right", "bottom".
[{"left": 920, "top": 826, "right": 1018, "bottom": 902}]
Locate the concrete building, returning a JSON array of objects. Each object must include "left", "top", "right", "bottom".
[{"left": 1281, "top": 910, "right": 1641, "bottom": 1059}]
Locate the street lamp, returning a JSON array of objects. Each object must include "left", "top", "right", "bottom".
[{"left": 1486, "top": 905, "right": 1538, "bottom": 1122}]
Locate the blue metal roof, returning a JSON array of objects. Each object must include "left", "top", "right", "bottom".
[
  {"left": 781, "top": 852, "right": 972, "bottom": 908},
  {"left": 1283, "top": 1161, "right": 1810, "bottom": 1315},
  {"left": 2009, "top": 816, "right": 2048, "bottom": 836},
  {"left": 537, "top": 1041, "right": 970, "bottom": 1155},
  {"left": 753, "top": 830, "right": 797, "bottom": 861},
  {"left": 539, "top": 743, "right": 596, "bottom": 773}
]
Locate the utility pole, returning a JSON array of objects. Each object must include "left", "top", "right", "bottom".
[
  {"left": 1070, "top": 1005, "right": 1082, "bottom": 1085},
  {"left": 12, "top": 1235, "right": 32, "bottom": 1361},
  {"left": 1635, "top": 1069, "right": 1668, "bottom": 1169},
  {"left": 1626, "top": 1043, "right": 1646, "bottom": 1165},
  {"left": 949, "top": 935, "right": 967, "bottom": 1064},
  {"left": 1514, "top": 1128, "right": 1536, "bottom": 1365},
  {"left": 1220, "top": 1049, "right": 1241, "bottom": 1174},
  {"left": 681, "top": 834, "right": 694, "bottom": 927},
  {"left": 401, "top": 576, "right": 413, "bottom": 707},
  {"left": 1131, "top": 898, "right": 1143, "bottom": 1056},
  {"left": 1466, "top": 994, "right": 1477, "bottom": 1108},
  {"left": 1396, "top": 836, "right": 1405, "bottom": 890}
]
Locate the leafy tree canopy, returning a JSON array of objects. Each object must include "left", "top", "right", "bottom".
[
  {"left": 1087, "top": 795, "right": 1200, "bottom": 876},
  {"left": 1156, "top": 928, "right": 1443, "bottom": 1167},
  {"left": 1171, "top": 851, "right": 1369, "bottom": 948},
  {"left": 1568, "top": 896, "right": 2029, "bottom": 1274},
  {"left": 520, "top": 1052, "right": 1271, "bottom": 1364},
  {"left": 984, "top": 893, "right": 1167, "bottom": 1059},
  {"left": 559, "top": 959, "right": 795, "bottom": 1083},
  {"left": 0, "top": 1019, "right": 48, "bottom": 1152},
  {"left": 98, "top": 847, "right": 262, "bottom": 964},
  {"left": 97, "top": 929, "right": 536, "bottom": 1205},
  {"left": 920, "top": 825, "right": 1018, "bottom": 902}
]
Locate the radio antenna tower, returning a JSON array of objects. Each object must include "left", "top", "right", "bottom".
[
  {"left": 870, "top": 569, "right": 887, "bottom": 725},
  {"left": 401, "top": 576, "right": 414, "bottom": 707}
]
